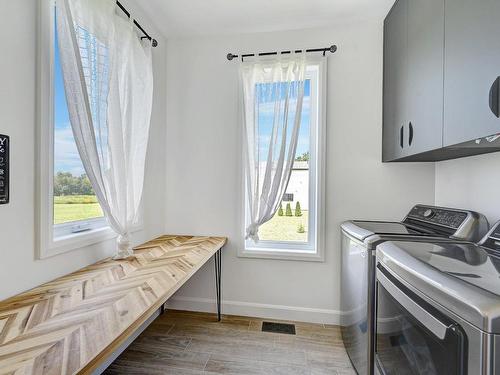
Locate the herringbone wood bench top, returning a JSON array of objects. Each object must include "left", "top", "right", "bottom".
[{"left": 0, "top": 235, "right": 226, "bottom": 375}]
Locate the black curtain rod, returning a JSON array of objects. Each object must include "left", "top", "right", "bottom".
[
  {"left": 227, "top": 45, "right": 337, "bottom": 61},
  {"left": 116, "top": 1, "right": 158, "bottom": 47}
]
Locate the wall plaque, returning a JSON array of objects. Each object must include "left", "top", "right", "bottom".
[{"left": 0, "top": 134, "right": 9, "bottom": 204}]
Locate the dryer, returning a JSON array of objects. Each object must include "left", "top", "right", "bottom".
[{"left": 375, "top": 221, "right": 500, "bottom": 374}]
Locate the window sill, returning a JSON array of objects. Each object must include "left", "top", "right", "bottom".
[
  {"left": 39, "top": 226, "right": 117, "bottom": 259},
  {"left": 238, "top": 247, "right": 324, "bottom": 262},
  {"left": 38, "top": 222, "right": 145, "bottom": 260}
]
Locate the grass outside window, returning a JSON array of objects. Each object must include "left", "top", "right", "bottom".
[
  {"left": 53, "top": 195, "right": 103, "bottom": 225},
  {"left": 259, "top": 210, "right": 309, "bottom": 242}
]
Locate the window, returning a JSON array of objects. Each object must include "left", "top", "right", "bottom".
[
  {"left": 37, "top": 1, "right": 113, "bottom": 258},
  {"left": 241, "top": 60, "right": 326, "bottom": 261},
  {"left": 53, "top": 22, "right": 106, "bottom": 230}
]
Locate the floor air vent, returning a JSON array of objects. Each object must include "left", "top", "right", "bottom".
[{"left": 262, "top": 322, "right": 296, "bottom": 335}]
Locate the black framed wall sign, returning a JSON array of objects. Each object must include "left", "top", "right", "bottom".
[{"left": 0, "top": 134, "right": 9, "bottom": 204}]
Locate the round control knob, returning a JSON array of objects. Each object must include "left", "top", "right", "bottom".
[{"left": 423, "top": 209, "right": 434, "bottom": 218}]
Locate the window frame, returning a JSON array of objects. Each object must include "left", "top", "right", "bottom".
[
  {"left": 36, "top": 0, "right": 115, "bottom": 259},
  {"left": 239, "top": 58, "right": 327, "bottom": 262}
]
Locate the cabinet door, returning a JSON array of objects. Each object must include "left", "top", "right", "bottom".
[
  {"left": 444, "top": 0, "right": 500, "bottom": 146},
  {"left": 383, "top": 0, "right": 408, "bottom": 162},
  {"left": 406, "top": 0, "right": 444, "bottom": 154}
]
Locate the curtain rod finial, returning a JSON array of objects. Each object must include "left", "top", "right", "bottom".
[
  {"left": 227, "top": 53, "right": 236, "bottom": 61},
  {"left": 152, "top": 39, "right": 158, "bottom": 47},
  {"left": 330, "top": 45, "right": 337, "bottom": 53}
]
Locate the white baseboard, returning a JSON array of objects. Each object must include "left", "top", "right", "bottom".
[{"left": 165, "top": 296, "right": 343, "bottom": 325}]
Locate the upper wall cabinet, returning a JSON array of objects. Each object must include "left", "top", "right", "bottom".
[
  {"left": 383, "top": 0, "right": 500, "bottom": 162},
  {"left": 383, "top": 0, "right": 408, "bottom": 161},
  {"left": 406, "top": 0, "right": 444, "bottom": 155},
  {"left": 383, "top": 0, "right": 444, "bottom": 162},
  {"left": 444, "top": 0, "right": 500, "bottom": 146}
]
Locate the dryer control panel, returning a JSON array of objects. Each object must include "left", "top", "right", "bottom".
[
  {"left": 480, "top": 221, "right": 500, "bottom": 252},
  {"left": 490, "top": 223, "right": 500, "bottom": 240}
]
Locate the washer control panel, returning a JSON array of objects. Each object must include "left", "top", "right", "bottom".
[{"left": 407, "top": 205, "right": 468, "bottom": 229}]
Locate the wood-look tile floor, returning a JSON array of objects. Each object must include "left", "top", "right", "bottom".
[{"left": 104, "top": 310, "right": 355, "bottom": 375}]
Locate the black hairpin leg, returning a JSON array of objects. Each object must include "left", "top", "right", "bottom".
[{"left": 214, "top": 247, "right": 222, "bottom": 321}]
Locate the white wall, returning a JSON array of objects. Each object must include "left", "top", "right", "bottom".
[
  {"left": 164, "top": 21, "right": 436, "bottom": 323},
  {"left": 435, "top": 153, "right": 500, "bottom": 225},
  {"left": 0, "top": 0, "right": 167, "bottom": 300}
]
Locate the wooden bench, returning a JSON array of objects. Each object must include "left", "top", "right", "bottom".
[{"left": 0, "top": 235, "right": 226, "bottom": 375}]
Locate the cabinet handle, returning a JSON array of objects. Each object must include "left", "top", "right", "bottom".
[
  {"left": 409, "top": 122, "right": 414, "bottom": 146},
  {"left": 489, "top": 77, "right": 500, "bottom": 118},
  {"left": 400, "top": 125, "right": 404, "bottom": 149}
]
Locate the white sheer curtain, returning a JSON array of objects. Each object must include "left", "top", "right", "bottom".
[
  {"left": 56, "top": 0, "right": 154, "bottom": 258},
  {"left": 240, "top": 54, "right": 307, "bottom": 242}
]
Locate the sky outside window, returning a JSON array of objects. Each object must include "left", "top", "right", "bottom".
[
  {"left": 54, "top": 27, "right": 86, "bottom": 176},
  {"left": 255, "top": 79, "right": 311, "bottom": 162}
]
